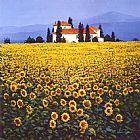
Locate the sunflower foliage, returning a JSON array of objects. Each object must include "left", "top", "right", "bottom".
[{"left": 1, "top": 42, "right": 140, "bottom": 140}]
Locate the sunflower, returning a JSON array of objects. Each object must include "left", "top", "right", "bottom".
[
  {"left": 49, "top": 120, "right": 56, "bottom": 129},
  {"left": 90, "top": 92, "right": 96, "bottom": 99},
  {"left": 20, "top": 89, "right": 27, "bottom": 97},
  {"left": 29, "top": 92, "right": 37, "bottom": 100},
  {"left": 69, "top": 105, "right": 77, "bottom": 113},
  {"left": 37, "top": 84, "right": 43, "bottom": 91},
  {"left": 21, "top": 83, "right": 27, "bottom": 89},
  {"left": 116, "top": 114, "right": 123, "bottom": 123},
  {"left": 11, "top": 100, "right": 16, "bottom": 107},
  {"left": 72, "top": 83, "right": 79, "bottom": 90},
  {"left": 47, "top": 96, "right": 53, "bottom": 102},
  {"left": 98, "top": 88, "right": 104, "bottom": 95},
  {"left": 116, "top": 84, "right": 121, "bottom": 90},
  {"left": 104, "top": 107, "right": 113, "bottom": 116},
  {"left": 73, "top": 91, "right": 79, "bottom": 98},
  {"left": 20, "top": 71, "right": 26, "bottom": 78},
  {"left": 56, "top": 88, "right": 62, "bottom": 95},
  {"left": 4, "top": 93, "right": 9, "bottom": 100},
  {"left": 77, "top": 108, "right": 84, "bottom": 117},
  {"left": 93, "top": 85, "right": 98, "bottom": 91},
  {"left": 51, "top": 112, "right": 58, "bottom": 120},
  {"left": 61, "top": 113, "right": 70, "bottom": 122},
  {"left": 109, "top": 90, "right": 114, "bottom": 97},
  {"left": 44, "top": 88, "right": 50, "bottom": 96},
  {"left": 17, "top": 99, "right": 24, "bottom": 108},
  {"left": 45, "top": 76, "right": 51, "bottom": 84},
  {"left": 104, "top": 102, "right": 112, "bottom": 108},
  {"left": 123, "top": 88, "right": 129, "bottom": 96},
  {"left": 14, "top": 117, "right": 22, "bottom": 127},
  {"left": 79, "top": 120, "right": 88, "bottom": 130},
  {"left": 69, "top": 100, "right": 77, "bottom": 107},
  {"left": 42, "top": 99, "right": 48, "bottom": 107},
  {"left": 78, "top": 89, "right": 86, "bottom": 97},
  {"left": 83, "top": 100, "right": 92, "bottom": 109},
  {"left": 27, "top": 82, "right": 32, "bottom": 88},
  {"left": 128, "top": 87, "right": 133, "bottom": 93},
  {"left": 64, "top": 90, "right": 71, "bottom": 98},
  {"left": 62, "top": 85, "right": 67, "bottom": 90},
  {"left": 95, "top": 96, "right": 103, "bottom": 104},
  {"left": 103, "top": 86, "right": 108, "bottom": 92},
  {"left": 10, "top": 83, "right": 17, "bottom": 92},
  {"left": 114, "top": 99, "right": 120, "bottom": 107},
  {"left": 51, "top": 91, "right": 57, "bottom": 96},
  {"left": 60, "top": 99, "right": 67, "bottom": 106},
  {"left": 26, "top": 105, "right": 33, "bottom": 114}
]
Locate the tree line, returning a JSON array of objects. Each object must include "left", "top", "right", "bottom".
[{"left": 4, "top": 17, "right": 139, "bottom": 44}]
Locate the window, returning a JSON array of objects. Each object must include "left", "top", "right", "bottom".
[
  {"left": 76, "top": 35, "right": 78, "bottom": 39},
  {"left": 64, "top": 26, "right": 66, "bottom": 29}
]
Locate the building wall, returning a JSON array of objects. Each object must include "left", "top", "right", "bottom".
[
  {"left": 54, "top": 25, "right": 72, "bottom": 32},
  {"left": 53, "top": 33, "right": 99, "bottom": 42}
]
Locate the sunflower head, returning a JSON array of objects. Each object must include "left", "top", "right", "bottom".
[
  {"left": 17, "top": 99, "right": 24, "bottom": 108},
  {"left": 78, "top": 89, "right": 86, "bottom": 97},
  {"left": 79, "top": 120, "right": 88, "bottom": 130},
  {"left": 14, "top": 117, "right": 22, "bottom": 127},
  {"left": 77, "top": 108, "right": 84, "bottom": 117},
  {"left": 104, "top": 107, "right": 113, "bottom": 116},
  {"left": 83, "top": 100, "right": 92, "bottom": 109},
  {"left": 61, "top": 113, "right": 70, "bottom": 122},
  {"left": 51, "top": 112, "right": 58, "bottom": 120},
  {"left": 60, "top": 99, "right": 67, "bottom": 106},
  {"left": 69, "top": 105, "right": 77, "bottom": 113},
  {"left": 49, "top": 120, "right": 56, "bottom": 129},
  {"left": 116, "top": 114, "right": 123, "bottom": 123},
  {"left": 42, "top": 99, "right": 48, "bottom": 107}
]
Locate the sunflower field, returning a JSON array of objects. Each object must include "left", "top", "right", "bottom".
[{"left": 0, "top": 42, "right": 140, "bottom": 140}]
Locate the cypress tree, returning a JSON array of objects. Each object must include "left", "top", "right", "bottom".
[
  {"left": 99, "top": 24, "right": 104, "bottom": 38},
  {"left": 78, "top": 22, "right": 84, "bottom": 42},
  {"left": 68, "top": 17, "right": 74, "bottom": 28},
  {"left": 47, "top": 28, "right": 52, "bottom": 43},
  {"left": 85, "top": 24, "right": 91, "bottom": 42},
  {"left": 56, "top": 21, "right": 62, "bottom": 42},
  {"left": 111, "top": 32, "right": 116, "bottom": 42}
]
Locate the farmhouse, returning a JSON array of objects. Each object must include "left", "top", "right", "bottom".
[{"left": 52, "top": 21, "right": 104, "bottom": 42}]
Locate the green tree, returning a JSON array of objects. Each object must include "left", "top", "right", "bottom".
[
  {"left": 56, "top": 21, "right": 62, "bottom": 42},
  {"left": 4, "top": 38, "right": 10, "bottom": 44},
  {"left": 92, "top": 37, "right": 98, "bottom": 42},
  {"left": 85, "top": 24, "right": 91, "bottom": 42},
  {"left": 36, "top": 36, "right": 44, "bottom": 43},
  {"left": 68, "top": 17, "right": 74, "bottom": 28},
  {"left": 24, "top": 36, "right": 35, "bottom": 43},
  {"left": 78, "top": 22, "right": 84, "bottom": 42},
  {"left": 104, "top": 34, "right": 111, "bottom": 42},
  {"left": 111, "top": 32, "right": 116, "bottom": 42},
  {"left": 62, "top": 37, "right": 66, "bottom": 43},
  {"left": 47, "top": 28, "right": 52, "bottom": 43},
  {"left": 133, "top": 38, "right": 139, "bottom": 41},
  {"left": 99, "top": 24, "right": 104, "bottom": 38}
]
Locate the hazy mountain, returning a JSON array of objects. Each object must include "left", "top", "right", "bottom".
[
  {"left": 92, "top": 21, "right": 140, "bottom": 41},
  {"left": 0, "top": 11, "right": 140, "bottom": 43},
  {"left": 79, "top": 11, "right": 140, "bottom": 25}
]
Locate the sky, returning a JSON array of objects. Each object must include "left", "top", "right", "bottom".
[{"left": 0, "top": 0, "right": 140, "bottom": 27}]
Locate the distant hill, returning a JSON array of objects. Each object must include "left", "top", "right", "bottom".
[
  {"left": 0, "top": 11, "right": 140, "bottom": 43},
  {"left": 92, "top": 21, "right": 140, "bottom": 41},
  {"left": 79, "top": 11, "right": 140, "bottom": 25}
]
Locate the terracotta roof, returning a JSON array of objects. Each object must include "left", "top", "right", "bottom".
[
  {"left": 52, "top": 26, "right": 99, "bottom": 34},
  {"left": 53, "top": 21, "right": 71, "bottom": 26}
]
